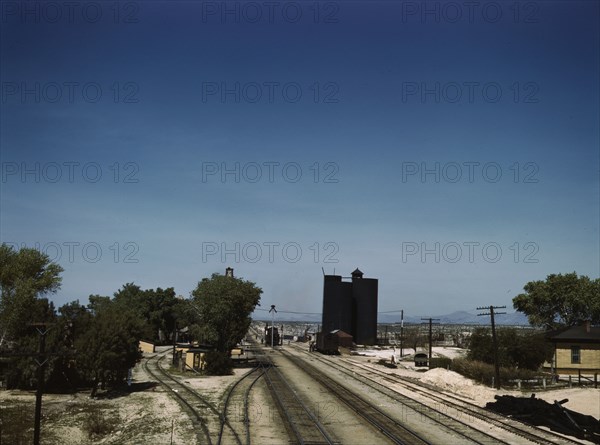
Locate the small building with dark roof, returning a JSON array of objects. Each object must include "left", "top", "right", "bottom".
[{"left": 547, "top": 321, "right": 600, "bottom": 374}]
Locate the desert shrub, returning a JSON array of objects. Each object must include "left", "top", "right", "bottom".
[
  {"left": 0, "top": 403, "right": 33, "bottom": 445},
  {"left": 83, "top": 405, "right": 120, "bottom": 439},
  {"left": 452, "top": 358, "right": 539, "bottom": 386},
  {"left": 204, "top": 350, "right": 233, "bottom": 375},
  {"left": 429, "top": 357, "right": 452, "bottom": 369}
]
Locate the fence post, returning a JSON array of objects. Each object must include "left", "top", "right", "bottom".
[
  {"left": 595, "top": 373, "right": 598, "bottom": 389},
  {"left": 578, "top": 369, "right": 581, "bottom": 385},
  {"left": 569, "top": 375, "right": 572, "bottom": 388}
]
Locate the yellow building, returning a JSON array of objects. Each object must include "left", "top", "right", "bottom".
[
  {"left": 185, "top": 348, "right": 206, "bottom": 371},
  {"left": 139, "top": 340, "right": 155, "bottom": 353},
  {"left": 549, "top": 321, "right": 600, "bottom": 375}
]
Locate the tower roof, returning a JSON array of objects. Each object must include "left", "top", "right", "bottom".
[{"left": 351, "top": 268, "right": 364, "bottom": 278}]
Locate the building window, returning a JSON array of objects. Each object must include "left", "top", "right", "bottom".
[{"left": 571, "top": 346, "right": 581, "bottom": 364}]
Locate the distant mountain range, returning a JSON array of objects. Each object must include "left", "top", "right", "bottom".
[{"left": 253, "top": 310, "right": 530, "bottom": 326}]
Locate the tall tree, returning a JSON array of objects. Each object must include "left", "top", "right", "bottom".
[
  {"left": 191, "top": 273, "right": 261, "bottom": 373},
  {"left": 113, "top": 284, "right": 181, "bottom": 343},
  {"left": 76, "top": 298, "right": 144, "bottom": 397},
  {"left": 0, "top": 244, "right": 63, "bottom": 348},
  {"left": 513, "top": 272, "right": 600, "bottom": 329}
]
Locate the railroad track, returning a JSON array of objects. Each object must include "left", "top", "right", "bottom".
[
  {"left": 346, "top": 359, "right": 589, "bottom": 445},
  {"left": 217, "top": 361, "right": 264, "bottom": 445},
  {"left": 290, "top": 345, "right": 588, "bottom": 445},
  {"left": 143, "top": 351, "right": 214, "bottom": 445},
  {"left": 279, "top": 349, "right": 434, "bottom": 445},
  {"left": 255, "top": 346, "right": 337, "bottom": 445}
]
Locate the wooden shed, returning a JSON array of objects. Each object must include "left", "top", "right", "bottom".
[{"left": 331, "top": 330, "right": 353, "bottom": 348}]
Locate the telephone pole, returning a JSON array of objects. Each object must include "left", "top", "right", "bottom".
[
  {"left": 477, "top": 305, "right": 506, "bottom": 389},
  {"left": 31, "top": 323, "right": 51, "bottom": 445},
  {"left": 421, "top": 317, "right": 440, "bottom": 368},
  {"left": 399, "top": 310, "right": 404, "bottom": 357},
  {"left": 269, "top": 305, "right": 277, "bottom": 348}
]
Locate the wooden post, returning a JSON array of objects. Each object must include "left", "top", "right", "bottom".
[
  {"left": 400, "top": 310, "right": 404, "bottom": 357},
  {"left": 33, "top": 328, "right": 48, "bottom": 445},
  {"left": 476, "top": 305, "right": 505, "bottom": 390}
]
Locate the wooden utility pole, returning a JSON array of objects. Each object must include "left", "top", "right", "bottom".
[
  {"left": 172, "top": 321, "right": 178, "bottom": 366},
  {"left": 269, "top": 305, "right": 277, "bottom": 348},
  {"left": 421, "top": 317, "right": 440, "bottom": 368},
  {"left": 477, "top": 305, "right": 506, "bottom": 389},
  {"left": 31, "top": 323, "right": 51, "bottom": 445},
  {"left": 400, "top": 310, "right": 404, "bottom": 357}
]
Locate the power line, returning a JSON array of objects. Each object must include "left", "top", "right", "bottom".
[{"left": 254, "top": 308, "right": 406, "bottom": 315}]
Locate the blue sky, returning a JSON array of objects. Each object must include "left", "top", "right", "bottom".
[{"left": 1, "top": 0, "right": 598, "bottom": 319}]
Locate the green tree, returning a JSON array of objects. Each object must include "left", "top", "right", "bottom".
[
  {"left": 190, "top": 273, "right": 261, "bottom": 374},
  {"left": 467, "top": 327, "right": 553, "bottom": 370},
  {"left": 76, "top": 299, "right": 144, "bottom": 397},
  {"left": 3, "top": 298, "right": 59, "bottom": 388},
  {"left": 513, "top": 272, "right": 600, "bottom": 329},
  {"left": 47, "top": 300, "right": 94, "bottom": 389},
  {"left": 113, "top": 284, "right": 182, "bottom": 343},
  {"left": 0, "top": 243, "right": 63, "bottom": 347}
]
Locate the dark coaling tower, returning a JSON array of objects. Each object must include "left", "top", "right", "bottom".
[{"left": 321, "top": 268, "right": 378, "bottom": 345}]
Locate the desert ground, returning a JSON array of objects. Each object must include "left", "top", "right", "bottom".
[{"left": 1, "top": 345, "right": 597, "bottom": 444}]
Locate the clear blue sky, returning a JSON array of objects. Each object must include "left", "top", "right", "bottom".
[{"left": 1, "top": 1, "right": 598, "bottom": 319}]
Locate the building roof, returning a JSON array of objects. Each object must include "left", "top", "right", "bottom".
[
  {"left": 330, "top": 329, "right": 352, "bottom": 338},
  {"left": 549, "top": 323, "right": 600, "bottom": 343},
  {"left": 351, "top": 268, "right": 364, "bottom": 278}
]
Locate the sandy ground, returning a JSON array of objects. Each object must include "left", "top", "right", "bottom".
[
  {"left": 0, "top": 356, "right": 198, "bottom": 445},
  {"left": 346, "top": 347, "right": 600, "bottom": 420},
  {"left": 2, "top": 344, "right": 597, "bottom": 444}
]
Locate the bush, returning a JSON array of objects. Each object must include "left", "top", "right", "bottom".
[
  {"left": 0, "top": 403, "right": 33, "bottom": 445},
  {"left": 83, "top": 406, "right": 119, "bottom": 439},
  {"left": 204, "top": 350, "right": 233, "bottom": 375},
  {"left": 429, "top": 357, "right": 452, "bottom": 369},
  {"left": 452, "top": 358, "right": 540, "bottom": 387}
]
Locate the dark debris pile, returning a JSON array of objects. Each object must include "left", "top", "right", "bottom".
[{"left": 486, "top": 394, "right": 600, "bottom": 444}]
